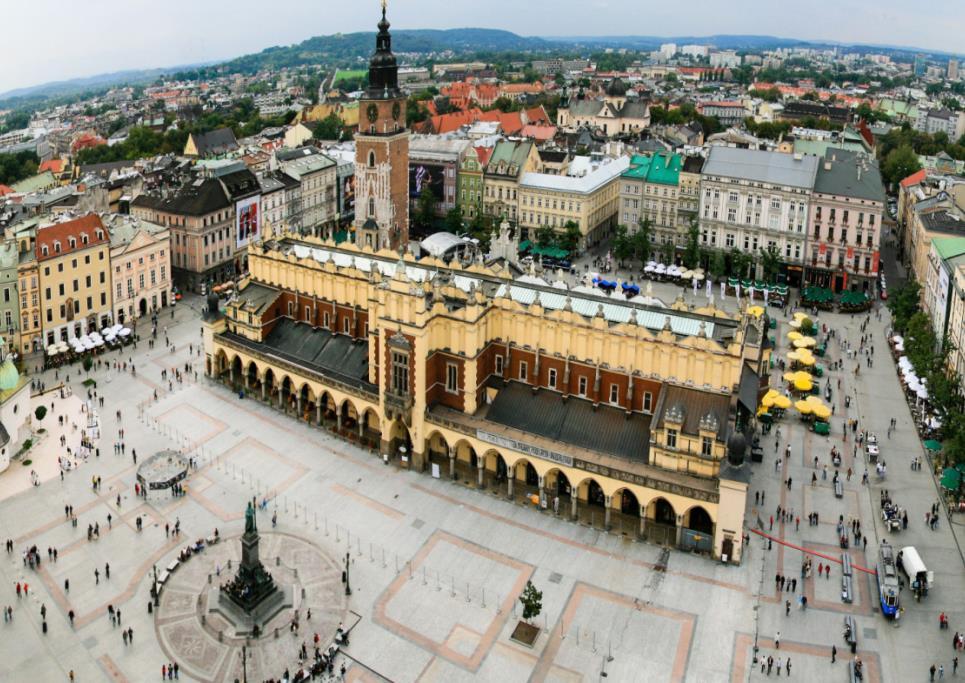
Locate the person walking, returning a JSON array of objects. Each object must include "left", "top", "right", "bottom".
[
  {"left": 775, "top": 631, "right": 781, "bottom": 649},
  {"left": 831, "top": 645, "right": 837, "bottom": 663}
]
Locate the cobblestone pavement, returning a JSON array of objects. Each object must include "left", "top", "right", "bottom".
[{"left": 0, "top": 292, "right": 961, "bottom": 682}]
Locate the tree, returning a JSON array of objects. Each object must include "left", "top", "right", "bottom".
[
  {"left": 559, "top": 220, "right": 581, "bottom": 254},
  {"left": 415, "top": 185, "right": 437, "bottom": 230},
  {"left": 760, "top": 245, "right": 782, "bottom": 283},
  {"left": 312, "top": 113, "right": 344, "bottom": 141},
  {"left": 709, "top": 249, "right": 727, "bottom": 279},
  {"left": 887, "top": 281, "right": 922, "bottom": 333},
  {"left": 882, "top": 145, "right": 922, "bottom": 187},
  {"left": 82, "top": 357, "right": 93, "bottom": 373},
  {"left": 519, "top": 580, "right": 543, "bottom": 622},
  {"left": 682, "top": 219, "right": 700, "bottom": 269},
  {"left": 0, "top": 151, "right": 39, "bottom": 186},
  {"left": 536, "top": 226, "right": 555, "bottom": 248},
  {"left": 34, "top": 406, "right": 46, "bottom": 422},
  {"left": 445, "top": 205, "right": 464, "bottom": 234},
  {"left": 633, "top": 218, "right": 653, "bottom": 263},
  {"left": 612, "top": 225, "right": 634, "bottom": 265}
]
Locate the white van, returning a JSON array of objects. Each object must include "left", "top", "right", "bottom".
[{"left": 899, "top": 546, "right": 934, "bottom": 592}]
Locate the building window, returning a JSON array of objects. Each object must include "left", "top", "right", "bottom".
[
  {"left": 287, "top": 302, "right": 294, "bottom": 316},
  {"left": 701, "top": 436, "right": 713, "bottom": 457},
  {"left": 548, "top": 368, "right": 557, "bottom": 389},
  {"left": 494, "top": 354, "right": 504, "bottom": 376},
  {"left": 304, "top": 306, "right": 312, "bottom": 322},
  {"left": 368, "top": 151, "right": 376, "bottom": 168},
  {"left": 643, "top": 391, "right": 653, "bottom": 412},
  {"left": 322, "top": 311, "right": 330, "bottom": 328},
  {"left": 446, "top": 363, "right": 458, "bottom": 394},
  {"left": 666, "top": 429, "right": 678, "bottom": 449},
  {"left": 578, "top": 376, "right": 588, "bottom": 397},
  {"left": 519, "top": 360, "right": 528, "bottom": 382},
  {"left": 609, "top": 384, "right": 619, "bottom": 405},
  {"left": 391, "top": 350, "right": 409, "bottom": 395}
]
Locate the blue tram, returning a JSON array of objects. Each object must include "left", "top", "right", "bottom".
[{"left": 876, "top": 541, "right": 901, "bottom": 617}]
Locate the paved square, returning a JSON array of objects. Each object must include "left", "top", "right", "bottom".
[{"left": 0, "top": 291, "right": 960, "bottom": 682}]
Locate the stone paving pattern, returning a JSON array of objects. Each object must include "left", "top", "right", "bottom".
[{"left": 0, "top": 290, "right": 960, "bottom": 682}]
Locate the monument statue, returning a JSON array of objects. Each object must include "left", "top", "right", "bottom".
[
  {"left": 245, "top": 501, "right": 256, "bottom": 534},
  {"left": 221, "top": 502, "right": 278, "bottom": 620}
]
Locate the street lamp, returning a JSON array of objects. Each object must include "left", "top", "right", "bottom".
[
  {"left": 152, "top": 564, "right": 159, "bottom": 607},
  {"left": 344, "top": 552, "right": 351, "bottom": 596},
  {"left": 240, "top": 644, "right": 248, "bottom": 683}
]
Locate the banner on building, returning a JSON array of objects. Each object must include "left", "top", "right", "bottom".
[{"left": 236, "top": 196, "right": 260, "bottom": 249}]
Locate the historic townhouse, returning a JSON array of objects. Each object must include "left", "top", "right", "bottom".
[{"left": 699, "top": 147, "right": 818, "bottom": 285}]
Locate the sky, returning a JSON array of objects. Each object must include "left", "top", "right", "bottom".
[{"left": 3, "top": 0, "right": 963, "bottom": 95}]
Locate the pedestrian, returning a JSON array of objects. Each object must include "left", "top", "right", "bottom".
[
  {"left": 831, "top": 645, "right": 837, "bottom": 663},
  {"left": 785, "top": 600, "right": 790, "bottom": 616},
  {"left": 123, "top": 630, "right": 128, "bottom": 646},
  {"left": 932, "top": 664, "right": 937, "bottom": 681},
  {"left": 162, "top": 664, "right": 167, "bottom": 679},
  {"left": 95, "top": 568, "right": 99, "bottom": 584},
  {"left": 64, "top": 578, "right": 69, "bottom": 593},
  {"left": 953, "top": 657, "right": 958, "bottom": 675},
  {"left": 775, "top": 630, "right": 781, "bottom": 649},
  {"left": 105, "top": 562, "right": 110, "bottom": 580},
  {"left": 68, "top": 609, "right": 74, "bottom": 626},
  {"left": 786, "top": 657, "right": 791, "bottom": 675}
]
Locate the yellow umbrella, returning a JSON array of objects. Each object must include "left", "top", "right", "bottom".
[
  {"left": 761, "top": 394, "right": 776, "bottom": 408},
  {"left": 773, "top": 395, "right": 792, "bottom": 409},
  {"left": 747, "top": 305, "right": 765, "bottom": 317},
  {"left": 805, "top": 395, "right": 825, "bottom": 406},
  {"left": 787, "top": 350, "right": 800, "bottom": 361},
  {"left": 797, "top": 355, "right": 816, "bottom": 366},
  {"left": 812, "top": 405, "right": 832, "bottom": 420},
  {"left": 794, "top": 377, "right": 813, "bottom": 392},
  {"left": 787, "top": 331, "right": 803, "bottom": 341},
  {"left": 793, "top": 311, "right": 809, "bottom": 320},
  {"left": 783, "top": 371, "right": 798, "bottom": 382},
  {"left": 795, "top": 400, "right": 813, "bottom": 414},
  {"left": 793, "top": 337, "right": 817, "bottom": 348},
  {"left": 788, "top": 319, "right": 801, "bottom": 329}
]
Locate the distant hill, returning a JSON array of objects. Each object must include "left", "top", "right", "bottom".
[{"left": 219, "top": 28, "right": 558, "bottom": 73}]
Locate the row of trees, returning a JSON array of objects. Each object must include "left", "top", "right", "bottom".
[
  {"left": 612, "top": 219, "right": 784, "bottom": 282},
  {"left": 0, "top": 151, "right": 40, "bottom": 186},
  {"left": 888, "top": 282, "right": 965, "bottom": 465}
]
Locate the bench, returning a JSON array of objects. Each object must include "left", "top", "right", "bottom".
[
  {"left": 844, "top": 615, "right": 857, "bottom": 646},
  {"left": 166, "top": 559, "right": 180, "bottom": 573},
  {"left": 841, "top": 575, "right": 853, "bottom": 603},
  {"left": 834, "top": 480, "right": 844, "bottom": 498},
  {"left": 841, "top": 554, "right": 853, "bottom": 577}
]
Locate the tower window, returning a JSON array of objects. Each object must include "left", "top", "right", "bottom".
[
  {"left": 368, "top": 198, "right": 375, "bottom": 217},
  {"left": 368, "top": 151, "right": 376, "bottom": 168}
]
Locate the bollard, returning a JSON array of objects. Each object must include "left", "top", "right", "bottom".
[
  {"left": 466, "top": 582, "right": 471, "bottom": 603},
  {"left": 422, "top": 566, "right": 427, "bottom": 585},
  {"left": 450, "top": 577, "right": 455, "bottom": 598},
  {"left": 276, "top": 557, "right": 280, "bottom": 566},
  {"left": 381, "top": 547, "right": 386, "bottom": 569},
  {"left": 482, "top": 588, "right": 486, "bottom": 609},
  {"left": 208, "top": 574, "right": 212, "bottom": 584}
]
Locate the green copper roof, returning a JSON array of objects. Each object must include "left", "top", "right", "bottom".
[
  {"left": 621, "top": 151, "right": 681, "bottom": 185},
  {"left": 0, "top": 358, "right": 19, "bottom": 392}
]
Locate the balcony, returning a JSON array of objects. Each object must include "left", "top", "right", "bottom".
[{"left": 384, "top": 389, "right": 413, "bottom": 423}]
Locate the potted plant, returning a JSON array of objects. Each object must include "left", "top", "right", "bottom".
[{"left": 510, "top": 580, "right": 543, "bottom": 647}]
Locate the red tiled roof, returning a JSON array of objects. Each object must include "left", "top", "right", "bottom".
[
  {"left": 900, "top": 169, "right": 927, "bottom": 188},
  {"left": 474, "top": 147, "right": 493, "bottom": 167},
  {"left": 39, "top": 159, "right": 66, "bottom": 174},
  {"left": 520, "top": 125, "right": 557, "bottom": 141},
  {"left": 35, "top": 214, "right": 108, "bottom": 262},
  {"left": 0, "top": 184, "right": 14, "bottom": 196},
  {"left": 524, "top": 106, "right": 550, "bottom": 126},
  {"left": 478, "top": 110, "right": 523, "bottom": 134}
]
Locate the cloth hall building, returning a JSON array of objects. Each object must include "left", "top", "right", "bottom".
[{"left": 202, "top": 4, "right": 767, "bottom": 563}]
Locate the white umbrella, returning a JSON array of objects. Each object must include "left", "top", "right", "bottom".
[
  {"left": 655, "top": 264, "right": 667, "bottom": 274},
  {"left": 680, "top": 270, "right": 694, "bottom": 280},
  {"left": 644, "top": 264, "right": 656, "bottom": 273},
  {"left": 693, "top": 272, "right": 705, "bottom": 282},
  {"left": 46, "top": 346, "right": 59, "bottom": 356},
  {"left": 916, "top": 386, "right": 929, "bottom": 400},
  {"left": 119, "top": 328, "right": 131, "bottom": 337}
]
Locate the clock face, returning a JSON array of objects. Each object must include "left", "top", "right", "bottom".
[
  {"left": 392, "top": 102, "right": 401, "bottom": 121},
  {"left": 367, "top": 103, "right": 378, "bottom": 123}
]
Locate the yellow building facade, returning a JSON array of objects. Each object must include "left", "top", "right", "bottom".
[{"left": 204, "top": 233, "right": 768, "bottom": 562}]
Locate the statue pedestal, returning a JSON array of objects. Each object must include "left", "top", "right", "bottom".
[{"left": 206, "top": 584, "right": 293, "bottom": 637}]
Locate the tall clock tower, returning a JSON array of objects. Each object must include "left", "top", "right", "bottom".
[{"left": 355, "top": 1, "right": 409, "bottom": 251}]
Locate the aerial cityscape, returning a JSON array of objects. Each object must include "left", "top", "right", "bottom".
[{"left": 0, "top": 1, "right": 964, "bottom": 681}]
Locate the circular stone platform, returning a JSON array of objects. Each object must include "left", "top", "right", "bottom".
[{"left": 155, "top": 532, "right": 346, "bottom": 683}]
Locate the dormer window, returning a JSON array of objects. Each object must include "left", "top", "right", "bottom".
[
  {"left": 69, "top": 238, "right": 76, "bottom": 249},
  {"left": 54, "top": 242, "right": 61, "bottom": 253},
  {"left": 81, "top": 234, "right": 89, "bottom": 245},
  {"left": 41, "top": 246, "right": 48, "bottom": 257},
  {"left": 96, "top": 230, "right": 104, "bottom": 239}
]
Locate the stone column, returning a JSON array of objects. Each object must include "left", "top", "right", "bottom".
[
  {"left": 277, "top": 390, "right": 284, "bottom": 410},
  {"left": 297, "top": 396, "right": 303, "bottom": 418},
  {"left": 571, "top": 495, "right": 579, "bottom": 522},
  {"left": 604, "top": 496, "right": 612, "bottom": 530},
  {"left": 448, "top": 447, "right": 456, "bottom": 480},
  {"left": 476, "top": 459, "right": 484, "bottom": 488},
  {"left": 316, "top": 403, "right": 322, "bottom": 426},
  {"left": 639, "top": 510, "right": 647, "bottom": 539},
  {"left": 675, "top": 515, "right": 684, "bottom": 547},
  {"left": 358, "top": 421, "right": 364, "bottom": 438},
  {"left": 507, "top": 476, "right": 514, "bottom": 500},
  {"left": 336, "top": 413, "right": 342, "bottom": 431},
  {"left": 261, "top": 381, "right": 267, "bottom": 402},
  {"left": 229, "top": 367, "right": 235, "bottom": 385}
]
